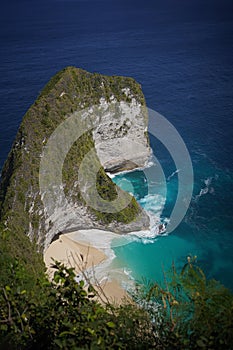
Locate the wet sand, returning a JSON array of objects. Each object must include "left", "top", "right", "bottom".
[{"left": 44, "top": 232, "right": 129, "bottom": 304}]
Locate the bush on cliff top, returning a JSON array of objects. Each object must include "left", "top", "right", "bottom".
[{"left": 0, "top": 256, "right": 232, "bottom": 350}]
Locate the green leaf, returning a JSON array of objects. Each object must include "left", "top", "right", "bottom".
[
  {"left": 54, "top": 339, "right": 63, "bottom": 348},
  {"left": 0, "top": 324, "right": 8, "bottom": 331},
  {"left": 97, "top": 337, "right": 102, "bottom": 345},
  {"left": 106, "top": 321, "right": 115, "bottom": 328},
  {"left": 196, "top": 339, "right": 206, "bottom": 347},
  {"left": 59, "top": 331, "right": 76, "bottom": 337},
  {"left": 87, "top": 327, "right": 95, "bottom": 335},
  {"left": 79, "top": 280, "right": 84, "bottom": 288},
  {"left": 21, "top": 313, "right": 27, "bottom": 321}
]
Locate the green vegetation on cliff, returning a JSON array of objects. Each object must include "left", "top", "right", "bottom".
[
  {"left": 0, "top": 66, "right": 146, "bottom": 307},
  {"left": 0, "top": 258, "right": 232, "bottom": 349},
  {"left": 0, "top": 67, "right": 145, "bottom": 255}
]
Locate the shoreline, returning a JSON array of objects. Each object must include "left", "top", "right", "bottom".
[
  {"left": 107, "top": 150, "right": 155, "bottom": 179},
  {"left": 44, "top": 231, "right": 130, "bottom": 304}
]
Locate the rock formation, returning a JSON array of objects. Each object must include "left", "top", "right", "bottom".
[{"left": 0, "top": 67, "right": 150, "bottom": 251}]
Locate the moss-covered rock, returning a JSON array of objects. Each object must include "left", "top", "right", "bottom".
[{"left": 0, "top": 66, "right": 150, "bottom": 253}]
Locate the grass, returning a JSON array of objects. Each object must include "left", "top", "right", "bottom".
[{"left": 0, "top": 66, "right": 147, "bottom": 277}]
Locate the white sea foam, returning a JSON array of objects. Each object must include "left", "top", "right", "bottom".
[
  {"left": 106, "top": 172, "right": 115, "bottom": 179},
  {"left": 108, "top": 148, "right": 155, "bottom": 180},
  {"left": 195, "top": 175, "right": 216, "bottom": 200},
  {"left": 167, "top": 168, "right": 180, "bottom": 181},
  {"left": 204, "top": 177, "right": 212, "bottom": 186},
  {"left": 69, "top": 229, "right": 120, "bottom": 253},
  {"left": 199, "top": 187, "right": 209, "bottom": 196},
  {"left": 139, "top": 193, "right": 165, "bottom": 214},
  {"left": 70, "top": 229, "right": 135, "bottom": 288},
  {"left": 75, "top": 154, "right": 167, "bottom": 283},
  {"left": 124, "top": 210, "right": 168, "bottom": 244},
  {"left": 69, "top": 192, "right": 167, "bottom": 286},
  {"left": 68, "top": 229, "right": 149, "bottom": 287},
  {"left": 69, "top": 229, "right": 123, "bottom": 284}
]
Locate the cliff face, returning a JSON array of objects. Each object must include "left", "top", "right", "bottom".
[
  {"left": 0, "top": 67, "right": 150, "bottom": 251},
  {"left": 93, "top": 94, "right": 150, "bottom": 173}
]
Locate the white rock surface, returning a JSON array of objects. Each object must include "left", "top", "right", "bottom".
[{"left": 93, "top": 99, "right": 150, "bottom": 172}]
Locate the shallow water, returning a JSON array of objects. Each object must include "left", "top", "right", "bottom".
[{"left": 112, "top": 150, "right": 233, "bottom": 289}]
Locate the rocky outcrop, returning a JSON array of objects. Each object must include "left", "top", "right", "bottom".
[
  {"left": 0, "top": 67, "right": 150, "bottom": 251},
  {"left": 93, "top": 97, "right": 150, "bottom": 173}
]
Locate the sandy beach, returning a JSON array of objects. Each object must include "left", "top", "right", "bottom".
[{"left": 44, "top": 232, "right": 129, "bottom": 304}]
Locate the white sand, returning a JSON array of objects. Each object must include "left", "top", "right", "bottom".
[{"left": 44, "top": 231, "right": 129, "bottom": 303}]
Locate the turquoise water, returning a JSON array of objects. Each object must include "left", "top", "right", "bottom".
[
  {"left": 112, "top": 147, "right": 233, "bottom": 290},
  {"left": 112, "top": 234, "right": 200, "bottom": 285}
]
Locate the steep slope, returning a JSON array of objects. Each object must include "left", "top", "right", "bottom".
[{"left": 0, "top": 67, "right": 150, "bottom": 252}]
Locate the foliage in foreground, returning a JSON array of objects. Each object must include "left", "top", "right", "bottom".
[
  {"left": 0, "top": 261, "right": 154, "bottom": 350},
  {"left": 0, "top": 258, "right": 233, "bottom": 349},
  {"left": 133, "top": 256, "right": 233, "bottom": 349}
]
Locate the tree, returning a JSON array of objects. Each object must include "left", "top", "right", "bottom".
[{"left": 133, "top": 256, "right": 233, "bottom": 349}]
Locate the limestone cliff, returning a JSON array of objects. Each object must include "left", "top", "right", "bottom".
[
  {"left": 93, "top": 92, "right": 150, "bottom": 173},
  {"left": 0, "top": 67, "right": 150, "bottom": 251}
]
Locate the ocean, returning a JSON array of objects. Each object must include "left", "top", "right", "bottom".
[{"left": 1, "top": 0, "right": 233, "bottom": 290}]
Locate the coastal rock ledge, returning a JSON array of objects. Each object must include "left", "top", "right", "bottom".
[{"left": 0, "top": 67, "right": 150, "bottom": 251}]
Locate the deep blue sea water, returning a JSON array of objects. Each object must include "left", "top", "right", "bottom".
[{"left": 1, "top": 0, "right": 233, "bottom": 289}]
